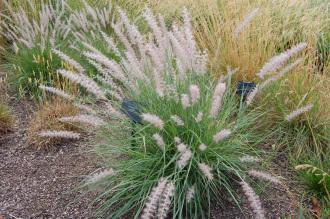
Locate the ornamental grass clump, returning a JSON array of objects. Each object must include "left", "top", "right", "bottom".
[{"left": 40, "top": 7, "right": 283, "bottom": 218}]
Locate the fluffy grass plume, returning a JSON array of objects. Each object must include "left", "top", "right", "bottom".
[{"left": 240, "top": 181, "right": 265, "bottom": 219}]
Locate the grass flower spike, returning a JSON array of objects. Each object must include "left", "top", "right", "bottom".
[
  {"left": 213, "top": 129, "right": 232, "bottom": 143},
  {"left": 153, "top": 133, "right": 165, "bottom": 150},
  {"left": 142, "top": 113, "right": 164, "bottom": 129},
  {"left": 240, "top": 181, "right": 265, "bottom": 219},
  {"left": 286, "top": 104, "right": 313, "bottom": 121},
  {"left": 248, "top": 170, "right": 281, "bottom": 185},
  {"left": 210, "top": 82, "right": 226, "bottom": 118},
  {"left": 87, "top": 169, "right": 115, "bottom": 184},
  {"left": 141, "top": 178, "right": 168, "bottom": 219},
  {"left": 38, "top": 130, "right": 80, "bottom": 139},
  {"left": 198, "top": 162, "right": 214, "bottom": 180}
]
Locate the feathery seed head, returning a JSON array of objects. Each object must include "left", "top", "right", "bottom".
[
  {"left": 198, "top": 162, "right": 214, "bottom": 180},
  {"left": 286, "top": 104, "right": 313, "bottom": 121},
  {"left": 209, "top": 82, "right": 226, "bottom": 118},
  {"left": 59, "top": 114, "right": 106, "bottom": 127},
  {"left": 38, "top": 130, "right": 80, "bottom": 139},
  {"left": 239, "top": 181, "right": 265, "bottom": 219},
  {"left": 153, "top": 133, "right": 165, "bottom": 150},
  {"left": 213, "top": 129, "right": 231, "bottom": 143},
  {"left": 157, "top": 181, "right": 175, "bottom": 219},
  {"left": 181, "top": 94, "right": 191, "bottom": 109},
  {"left": 141, "top": 178, "right": 168, "bottom": 219},
  {"left": 87, "top": 168, "right": 115, "bottom": 184},
  {"left": 198, "top": 143, "right": 207, "bottom": 151},
  {"left": 177, "top": 149, "right": 193, "bottom": 169},
  {"left": 142, "top": 113, "right": 164, "bottom": 130},
  {"left": 239, "top": 155, "right": 261, "bottom": 163},
  {"left": 170, "top": 115, "right": 184, "bottom": 126},
  {"left": 195, "top": 112, "right": 203, "bottom": 123},
  {"left": 189, "top": 84, "right": 200, "bottom": 105},
  {"left": 186, "top": 185, "right": 195, "bottom": 203},
  {"left": 248, "top": 170, "right": 281, "bottom": 185}
]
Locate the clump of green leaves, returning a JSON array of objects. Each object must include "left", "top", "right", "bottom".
[
  {"left": 92, "top": 74, "right": 266, "bottom": 218},
  {"left": 295, "top": 154, "right": 330, "bottom": 218}
]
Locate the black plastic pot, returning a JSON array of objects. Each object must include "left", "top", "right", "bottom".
[
  {"left": 121, "top": 99, "right": 142, "bottom": 124},
  {"left": 236, "top": 81, "right": 256, "bottom": 100}
]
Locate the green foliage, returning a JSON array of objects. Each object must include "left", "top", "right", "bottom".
[
  {"left": 295, "top": 153, "right": 330, "bottom": 218},
  {"left": 5, "top": 45, "right": 63, "bottom": 100},
  {"left": 296, "top": 156, "right": 330, "bottom": 198},
  {"left": 316, "top": 32, "right": 330, "bottom": 73},
  {"left": 91, "top": 74, "right": 266, "bottom": 218}
]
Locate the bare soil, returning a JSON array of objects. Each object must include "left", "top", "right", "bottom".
[
  {"left": 0, "top": 98, "right": 303, "bottom": 218},
  {"left": 0, "top": 99, "right": 99, "bottom": 219}
]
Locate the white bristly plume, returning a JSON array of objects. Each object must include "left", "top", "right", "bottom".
[
  {"left": 198, "top": 162, "right": 214, "bottom": 180},
  {"left": 259, "top": 59, "right": 302, "bottom": 90},
  {"left": 153, "top": 133, "right": 165, "bottom": 150},
  {"left": 239, "top": 181, "right": 265, "bottom": 219},
  {"left": 233, "top": 8, "right": 260, "bottom": 38},
  {"left": 52, "top": 49, "right": 85, "bottom": 73},
  {"left": 87, "top": 168, "right": 115, "bottom": 184},
  {"left": 246, "top": 85, "right": 259, "bottom": 106},
  {"left": 142, "top": 113, "right": 164, "bottom": 130},
  {"left": 181, "top": 94, "right": 191, "bottom": 109},
  {"left": 141, "top": 178, "right": 168, "bottom": 219},
  {"left": 170, "top": 115, "right": 184, "bottom": 126},
  {"left": 57, "top": 69, "right": 107, "bottom": 100},
  {"left": 38, "top": 130, "right": 80, "bottom": 139},
  {"left": 198, "top": 143, "right": 207, "bottom": 151},
  {"left": 177, "top": 149, "right": 192, "bottom": 169},
  {"left": 157, "top": 181, "right": 175, "bottom": 219},
  {"left": 189, "top": 84, "right": 200, "bottom": 105},
  {"left": 186, "top": 185, "right": 195, "bottom": 203},
  {"left": 286, "top": 104, "right": 313, "bottom": 121},
  {"left": 174, "top": 137, "right": 182, "bottom": 145},
  {"left": 195, "top": 112, "right": 203, "bottom": 123},
  {"left": 39, "top": 85, "right": 74, "bottom": 100},
  {"left": 257, "top": 43, "right": 307, "bottom": 79},
  {"left": 176, "top": 143, "right": 187, "bottom": 152},
  {"left": 248, "top": 170, "right": 281, "bottom": 185},
  {"left": 59, "top": 114, "right": 106, "bottom": 127},
  {"left": 209, "top": 82, "right": 226, "bottom": 118},
  {"left": 239, "top": 155, "right": 261, "bottom": 163},
  {"left": 213, "top": 129, "right": 231, "bottom": 143}
]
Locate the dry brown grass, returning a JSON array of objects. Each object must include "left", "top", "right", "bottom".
[
  {"left": 115, "top": 0, "right": 329, "bottom": 81},
  {"left": 27, "top": 99, "right": 81, "bottom": 150},
  {"left": 0, "top": 101, "right": 13, "bottom": 134},
  {"left": 0, "top": 73, "right": 13, "bottom": 135}
]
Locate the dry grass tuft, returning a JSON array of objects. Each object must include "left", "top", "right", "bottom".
[
  {"left": 0, "top": 101, "right": 13, "bottom": 135},
  {"left": 27, "top": 99, "right": 81, "bottom": 150},
  {"left": 0, "top": 73, "right": 13, "bottom": 135}
]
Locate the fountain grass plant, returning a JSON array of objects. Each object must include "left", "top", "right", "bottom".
[
  {"left": 36, "top": 6, "right": 296, "bottom": 218},
  {"left": 0, "top": 0, "right": 114, "bottom": 99},
  {"left": 90, "top": 74, "right": 269, "bottom": 218}
]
